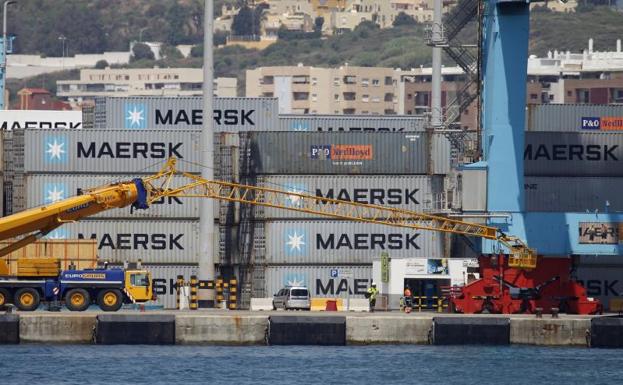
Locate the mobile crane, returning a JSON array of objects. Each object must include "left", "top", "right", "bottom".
[{"left": 0, "top": 157, "right": 599, "bottom": 314}]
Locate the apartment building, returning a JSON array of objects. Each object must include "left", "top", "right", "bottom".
[
  {"left": 57, "top": 68, "right": 237, "bottom": 105},
  {"left": 397, "top": 39, "right": 623, "bottom": 130},
  {"left": 246, "top": 64, "right": 397, "bottom": 114}
]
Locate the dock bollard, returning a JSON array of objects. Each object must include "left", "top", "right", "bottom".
[
  {"left": 437, "top": 297, "right": 443, "bottom": 313},
  {"left": 190, "top": 275, "right": 198, "bottom": 310},
  {"left": 229, "top": 278, "right": 237, "bottom": 310},
  {"left": 176, "top": 275, "right": 184, "bottom": 310}
]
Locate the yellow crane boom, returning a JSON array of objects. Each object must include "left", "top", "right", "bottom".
[
  {"left": 0, "top": 158, "right": 536, "bottom": 269},
  {"left": 141, "top": 158, "right": 536, "bottom": 268}
]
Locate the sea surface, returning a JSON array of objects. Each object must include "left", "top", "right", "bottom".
[{"left": 0, "top": 344, "right": 620, "bottom": 385}]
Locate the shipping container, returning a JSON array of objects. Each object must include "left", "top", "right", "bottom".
[
  {"left": 524, "top": 132, "right": 623, "bottom": 177},
  {"left": 278, "top": 115, "right": 426, "bottom": 132},
  {"left": 1, "top": 239, "right": 98, "bottom": 273},
  {"left": 264, "top": 265, "right": 372, "bottom": 298},
  {"left": 255, "top": 175, "right": 444, "bottom": 219},
  {"left": 46, "top": 220, "right": 208, "bottom": 264},
  {"left": 526, "top": 104, "right": 623, "bottom": 132},
  {"left": 144, "top": 264, "right": 199, "bottom": 309},
  {"left": 573, "top": 255, "right": 623, "bottom": 311},
  {"left": 247, "top": 132, "right": 441, "bottom": 175},
  {"left": 24, "top": 130, "right": 204, "bottom": 174},
  {"left": 94, "top": 96, "right": 279, "bottom": 131},
  {"left": 263, "top": 220, "right": 445, "bottom": 264},
  {"left": 525, "top": 176, "right": 623, "bottom": 212},
  {"left": 24, "top": 174, "right": 209, "bottom": 219},
  {"left": 0, "top": 110, "right": 83, "bottom": 130}
]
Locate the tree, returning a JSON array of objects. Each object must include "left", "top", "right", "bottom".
[
  {"left": 231, "top": 5, "right": 255, "bottom": 36},
  {"left": 131, "top": 43, "right": 155, "bottom": 62},
  {"left": 232, "top": 4, "right": 264, "bottom": 37},
  {"left": 160, "top": 44, "right": 184, "bottom": 60},
  {"left": 314, "top": 17, "right": 324, "bottom": 34},
  {"left": 393, "top": 12, "right": 417, "bottom": 27},
  {"left": 94, "top": 60, "right": 109, "bottom": 69}
]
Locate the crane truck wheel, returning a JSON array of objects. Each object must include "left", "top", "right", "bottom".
[
  {"left": 0, "top": 288, "right": 11, "bottom": 306},
  {"left": 65, "top": 289, "right": 91, "bottom": 312},
  {"left": 14, "top": 288, "right": 40, "bottom": 311},
  {"left": 97, "top": 289, "right": 123, "bottom": 311}
]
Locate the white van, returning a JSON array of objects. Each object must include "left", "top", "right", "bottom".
[{"left": 272, "top": 286, "right": 311, "bottom": 310}]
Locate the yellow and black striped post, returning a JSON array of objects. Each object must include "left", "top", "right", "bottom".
[
  {"left": 176, "top": 275, "right": 184, "bottom": 310},
  {"left": 416, "top": 296, "right": 423, "bottom": 312},
  {"left": 216, "top": 278, "right": 224, "bottom": 307},
  {"left": 229, "top": 278, "right": 237, "bottom": 310},
  {"left": 222, "top": 281, "right": 230, "bottom": 309},
  {"left": 190, "top": 275, "right": 198, "bottom": 310}
]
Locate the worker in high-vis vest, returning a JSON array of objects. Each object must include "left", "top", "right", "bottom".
[{"left": 367, "top": 283, "right": 379, "bottom": 312}]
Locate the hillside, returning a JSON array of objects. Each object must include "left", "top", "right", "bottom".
[{"left": 5, "top": 3, "right": 623, "bottom": 97}]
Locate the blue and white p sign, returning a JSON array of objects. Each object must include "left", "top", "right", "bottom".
[{"left": 330, "top": 269, "right": 338, "bottom": 278}]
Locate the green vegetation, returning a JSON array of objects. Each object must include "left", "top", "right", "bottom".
[
  {"left": 4, "top": 2, "right": 623, "bottom": 97},
  {"left": 530, "top": 6, "right": 623, "bottom": 55}
]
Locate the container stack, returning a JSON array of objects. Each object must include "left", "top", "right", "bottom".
[
  {"left": 219, "top": 131, "right": 451, "bottom": 308},
  {"left": 3, "top": 95, "right": 450, "bottom": 309},
  {"left": 524, "top": 104, "right": 623, "bottom": 212},
  {"left": 20, "top": 129, "right": 210, "bottom": 309},
  {"left": 525, "top": 104, "right": 623, "bottom": 310}
]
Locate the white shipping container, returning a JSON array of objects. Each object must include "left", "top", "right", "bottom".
[
  {"left": 46, "top": 220, "right": 207, "bottom": 264},
  {"left": 264, "top": 265, "right": 372, "bottom": 298},
  {"left": 24, "top": 130, "right": 203, "bottom": 174},
  {"left": 263, "top": 221, "right": 445, "bottom": 264},
  {"left": 95, "top": 96, "right": 278, "bottom": 131},
  {"left": 256, "top": 175, "right": 444, "bottom": 219},
  {"left": 25, "top": 174, "right": 207, "bottom": 219},
  {"left": 0, "top": 110, "right": 83, "bottom": 130}
]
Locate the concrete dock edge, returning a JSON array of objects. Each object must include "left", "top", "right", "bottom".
[
  {"left": 176, "top": 315, "right": 268, "bottom": 345},
  {"left": 19, "top": 314, "right": 96, "bottom": 344},
  {"left": 510, "top": 318, "right": 590, "bottom": 346},
  {"left": 346, "top": 316, "right": 432, "bottom": 344}
]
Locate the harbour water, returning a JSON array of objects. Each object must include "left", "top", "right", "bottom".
[{"left": 0, "top": 344, "right": 620, "bottom": 385}]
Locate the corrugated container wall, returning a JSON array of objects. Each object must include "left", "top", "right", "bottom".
[
  {"left": 94, "top": 97, "right": 279, "bottom": 131},
  {"left": 278, "top": 115, "right": 426, "bottom": 132},
  {"left": 24, "top": 174, "right": 212, "bottom": 219},
  {"left": 263, "top": 220, "right": 445, "bottom": 264},
  {"left": 24, "top": 130, "right": 204, "bottom": 174},
  {"left": 526, "top": 104, "right": 623, "bottom": 132},
  {"left": 264, "top": 265, "right": 372, "bottom": 298},
  {"left": 144, "top": 264, "right": 199, "bottom": 309},
  {"left": 256, "top": 175, "right": 444, "bottom": 219},
  {"left": 48, "top": 220, "right": 208, "bottom": 264},
  {"left": 524, "top": 132, "right": 623, "bottom": 176},
  {"left": 525, "top": 176, "right": 623, "bottom": 212},
  {"left": 247, "top": 132, "right": 440, "bottom": 175}
]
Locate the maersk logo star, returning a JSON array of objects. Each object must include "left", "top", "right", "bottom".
[
  {"left": 44, "top": 183, "right": 66, "bottom": 204},
  {"left": 284, "top": 273, "right": 306, "bottom": 288},
  {"left": 46, "top": 228, "right": 68, "bottom": 240},
  {"left": 285, "top": 229, "right": 307, "bottom": 256},
  {"left": 46, "top": 139, "right": 65, "bottom": 160},
  {"left": 44, "top": 135, "right": 68, "bottom": 163},
  {"left": 285, "top": 183, "right": 306, "bottom": 207},
  {"left": 125, "top": 103, "right": 147, "bottom": 129}
]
